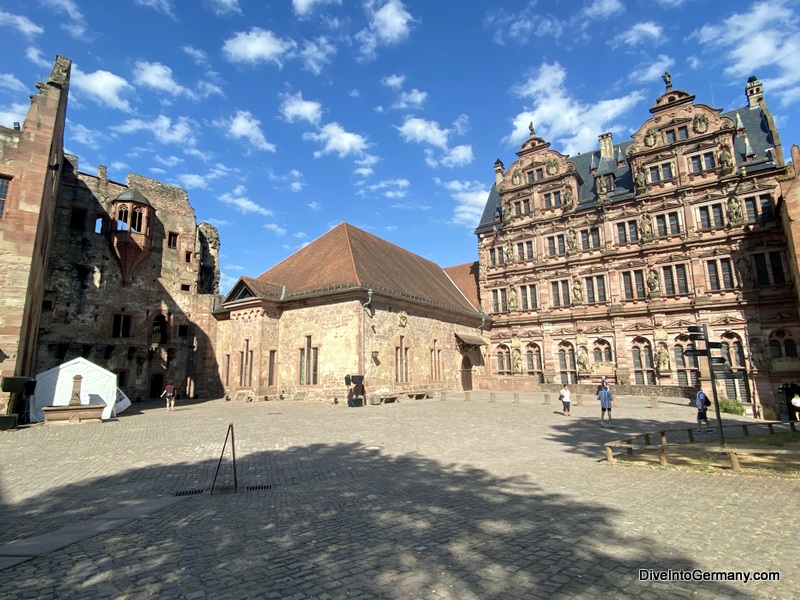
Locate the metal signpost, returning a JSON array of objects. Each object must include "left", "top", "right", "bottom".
[{"left": 686, "top": 325, "right": 728, "bottom": 448}]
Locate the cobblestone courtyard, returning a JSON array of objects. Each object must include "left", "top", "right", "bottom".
[{"left": 0, "top": 392, "right": 797, "bottom": 599}]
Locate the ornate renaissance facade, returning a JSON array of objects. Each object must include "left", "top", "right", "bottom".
[{"left": 475, "top": 75, "right": 800, "bottom": 420}]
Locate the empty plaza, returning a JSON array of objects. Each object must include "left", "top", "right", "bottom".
[{"left": 0, "top": 393, "right": 797, "bottom": 599}]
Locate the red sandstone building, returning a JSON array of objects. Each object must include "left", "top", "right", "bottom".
[{"left": 475, "top": 74, "right": 800, "bottom": 420}]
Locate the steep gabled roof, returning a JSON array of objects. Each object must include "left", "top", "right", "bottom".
[
  {"left": 254, "top": 223, "right": 480, "bottom": 315},
  {"left": 223, "top": 276, "right": 283, "bottom": 304},
  {"left": 443, "top": 262, "right": 481, "bottom": 310}
]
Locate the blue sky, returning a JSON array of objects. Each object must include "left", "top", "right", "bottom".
[{"left": 2, "top": 0, "right": 800, "bottom": 294}]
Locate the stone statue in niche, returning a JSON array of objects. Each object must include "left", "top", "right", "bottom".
[
  {"left": 508, "top": 288, "right": 517, "bottom": 311},
  {"left": 398, "top": 311, "right": 408, "bottom": 328},
  {"left": 655, "top": 346, "right": 670, "bottom": 374},
  {"left": 566, "top": 228, "right": 578, "bottom": 254},
  {"left": 634, "top": 167, "right": 647, "bottom": 193},
  {"left": 639, "top": 212, "right": 654, "bottom": 241},
  {"left": 647, "top": 269, "right": 660, "bottom": 293},
  {"left": 719, "top": 144, "right": 734, "bottom": 175},
  {"left": 598, "top": 176, "right": 608, "bottom": 194},
  {"left": 546, "top": 158, "right": 559, "bottom": 176},
  {"left": 505, "top": 241, "right": 514, "bottom": 264},
  {"left": 514, "top": 351, "right": 523, "bottom": 374},
  {"left": 562, "top": 187, "right": 574, "bottom": 212},
  {"left": 572, "top": 279, "right": 583, "bottom": 303},
  {"left": 693, "top": 113, "right": 709, "bottom": 134},
  {"left": 727, "top": 192, "right": 744, "bottom": 226},
  {"left": 737, "top": 258, "right": 754, "bottom": 291},
  {"left": 644, "top": 129, "right": 657, "bottom": 147},
  {"left": 577, "top": 349, "right": 590, "bottom": 373}
]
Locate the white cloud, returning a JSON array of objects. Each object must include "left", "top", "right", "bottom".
[
  {"left": 437, "top": 179, "right": 490, "bottom": 228},
  {"left": 70, "top": 123, "right": 103, "bottom": 146},
  {"left": 629, "top": 54, "right": 675, "bottom": 83},
  {"left": 0, "top": 10, "right": 43, "bottom": 37},
  {"left": 484, "top": 6, "right": 564, "bottom": 45},
  {"left": 134, "top": 61, "right": 189, "bottom": 97},
  {"left": 219, "top": 185, "right": 272, "bottom": 215},
  {"left": 42, "top": 0, "right": 88, "bottom": 39},
  {"left": 303, "top": 122, "right": 368, "bottom": 158},
  {"left": 154, "top": 155, "right": 184, "bottom": 167},
  {"left": 0, "top": 73, "right": 26, "bottom": 92},
  {"left": 264, "top": 223, "right": 287, "bottom": 236},
  {"left": 205, "top": 218, "right": 232, "bottom": 226},
  {"left": 113, "top": 114, "right": 197, "bottom": 146},
  {"left": 693, "top": 0, "right": 800, "bottom": 106},
  {"left": 280, "top": 91, "right": 323, "bottom": 125},
  {"left": 0, "top": 102, "right": 28, "bottom": 128},
  {"left": 222, "top": 28, "right": 297, "bottom": 67},
  {"left": 26, "top": 47, "right": 51, "bottom": 68},
  {"left": 582, "top": 0, "right": 624, "bottom": 20},
  {"left": 73, "top": 66, "right": 135, "bottom": 112},
  {"left": 134, "top": 0, "right": 175, "bottom": 18},
  {"left": 356, "top": 0, "right": 415, "bottom": 61},
  {"left": 452, "top": 114, "right": 470, "bottom": 136},
  {"left": 687, "top": 56, "right": 700, "bottom": 70},
  {"left": 393, "top": 88, "right": 427, "bottom": 110},
  {"left": 396, "top": 117, "right": 449, "bottom": 150},
  {"left": 300, "top": 37, "right": 336, "bottom": 75},
  {"left": 208, "top": 0, "right": 241, "bottom": 15},
  {"left": 441, "top": 145, "right": 474, "bottom": 168},
  {"left": 611, "top": 21, "right": 664, "bottom": 48},
  {"left": 381, "top": 74, "right": 406, "bottom": 89},
  {"left": 366, "top": 178, "right": 410, "bottom": 198},
  {"left": 176, "top": 173, "right": 210, "bottom": 189},
  {"left": 505, "top": 61, "right": 646, "bottom": 156},
  {"left": 354, "top": 153, "right": 380, "bottom": 177},
  {"left": 225, "top": 264, "right": 245, "bottom": 270},
  {"left": 307, "top": 201, "right": 321, "bottom": 211},
  {"left": 183, "top": 45, "right": 208, "bottom": 65},
  {"left": 292, "top": 0, "right": 341, "bottom": 17},
  {"left": 216, "top": 110, "right": 276, "bottom": 151}
]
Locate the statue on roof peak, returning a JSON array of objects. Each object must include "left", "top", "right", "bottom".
[
  {"left": 528, "top": 122, "right": 535, "bottom": 135},
  {"left": 662, "top": 71, "right": 672, "bottom": 88}
]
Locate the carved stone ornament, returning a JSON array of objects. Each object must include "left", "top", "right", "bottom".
[
  {"left": 512, "top": 170, "right": 521, "bottom": 185},
  {"left": 644, "top": 129, "right": 657, "bottom": 148},
  {"left": 692, "top": 113, "right": 709, "bottom": 134},
  {"left": 546, "top": 158, "right": 559, "bottom": 176},
  {"left": 398, "top": 311, "right": 408, "bottom": 328}
]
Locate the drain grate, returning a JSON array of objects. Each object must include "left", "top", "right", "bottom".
[
  {"left": 246, "top": 484, "right": 273, "bottom": 491},
  {"left": 174, "top": 489, "right": 205, "bottom": 497}
]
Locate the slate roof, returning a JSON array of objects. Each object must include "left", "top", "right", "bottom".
[
  {"left": 476, "top": 100, "right": 780, "bottom": 234},
  {"left": 225, "top": 223, "right": 481, "bottom": 316},
  {"left": 114, "top": 188, "right": 153, "bottom": 207}
]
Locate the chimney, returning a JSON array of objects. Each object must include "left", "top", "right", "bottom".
[
  {"left": 98, "top": 165, "right": 107, "bottom": 184},
  {"left": 599, "top": 132, "right": 613, "bottom": 160},
  {"left": 494, "top": 159, "right": 505, "bottom": 186}
]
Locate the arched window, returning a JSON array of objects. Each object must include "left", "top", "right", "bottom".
[
  {"left": 592, "top": 339, "right": 613, "bottom": 364},
  {"left": 673, "top": 335, "right": 699, "bottom": 386},
  {"left": 769, "top": 330, "right": 798, "bottom": 359},
  {"left": 632, "top": 337, "right": 655, "bottom": 385},
  {"left": 558, "top": 341, "right": 577, "bottom": 384},
  {"left": 720, "top": 332, "right": 749, "bottom": 401},
  {"left": 116, "top": 206, "right": 129, "bottom": 231},
  {"left": 525, "top": 343, "right": 544, "bottom": 383},
  {"left": 131, "top": 207, "right": 144, "bottom": 233},
  {"left": 496, "top": 344, "right": 511, "bottom": 375},
  {"left": 151, "top": 314, "right": 168, "bottom": 345}
]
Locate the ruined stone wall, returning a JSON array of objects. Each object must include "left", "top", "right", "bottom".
[
  {"left": 0, "top": 56, "right": 70, "bottom": 414},
  {"left": 36, "top": 159, "right": 222, "bottom": 402}
]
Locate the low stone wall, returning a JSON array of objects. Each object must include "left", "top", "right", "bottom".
[{"left": 472, "top": 376, "right": 695, "bottom": 401}]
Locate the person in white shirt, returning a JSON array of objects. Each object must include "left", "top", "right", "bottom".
[{"left": 559, "top": 384, "right": 571, "bottom": 416}]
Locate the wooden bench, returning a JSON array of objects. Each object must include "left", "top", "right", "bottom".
[
  {"left": 406, "top": 390, "right": 428, "bottom": 400},
  {"left": 369, "top": 394, "right": 399, "bottom": 405}
]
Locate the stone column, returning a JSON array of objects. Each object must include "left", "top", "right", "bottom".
[{"left": 69, "top": 375, "right": 83, "bottom": 406}]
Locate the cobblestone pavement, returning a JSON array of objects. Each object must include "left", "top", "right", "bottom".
[{"left": 0, "top": 392, "right": 797, "bottom": 599}]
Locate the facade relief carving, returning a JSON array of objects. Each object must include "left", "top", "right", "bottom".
[{"left": 692, "top": 113, "right": 709, "bottom": 134}]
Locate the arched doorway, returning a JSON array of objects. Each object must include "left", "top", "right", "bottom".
[
  {"left": 149, "top": 373, "right": 164, "bottom": 400},
  {"left": 461, "top": 356, "right": 473, "bottom": 391}
]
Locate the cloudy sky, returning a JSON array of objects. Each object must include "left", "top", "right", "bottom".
[{"left": 2, "top": 0, "right": 799, "bottom": 293}]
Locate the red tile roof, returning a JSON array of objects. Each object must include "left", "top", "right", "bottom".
[
  {"left": 251, "top": 223, "right": 480, "bottom": 315},
  {"left": 443, "top": 262, "right": 481, "bottom": 310}
]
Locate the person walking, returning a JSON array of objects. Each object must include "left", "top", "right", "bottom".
[
  {"left": 161, "top": 381, "right": 176, "bottom": 411},
  {"left": 598, "top": 383, "right": 613, "bottom": 427},
  {"left": 791, "top": 393, "right": 800, "bottom": 421},
  {"left": 696, "top": 389, "right": 712, "bottom": 432},
  {"left": 559, "top": 384, "right": 571, "bottom": 416}
]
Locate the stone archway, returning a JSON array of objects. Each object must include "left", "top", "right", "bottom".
[{"left": 461, "top": 355, "right": 473, "bottom": 391}]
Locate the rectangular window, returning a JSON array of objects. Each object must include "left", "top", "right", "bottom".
[
  {"left": 581, "top": 228, "right": 600, "bottom": 251},
  {"left": 520, "top": 284, "right": 536, "bottom": 310},
  {"left": 492, "top": 289, "right": 508, "bottom": 312},
  {"left": 94, "top": 216, "right": 105, "bottom": 234},
  {"left": 536, "top": 167, "right": 544, "bottom": 180},
  {"left": 703, "top": 152, "right": 715, "bottom": 170},
  {"left": 492, "top": 289, "right": 499, "bottom": 313},
  {"left": 185, "top": 251, "right": 192, "bottom": 263},
  {"left": 655, "top": 212, "right": 680, "bottom": 237},
  {"left": 547, "top": 235, "right": 565, "bottom": 256},
  {"left": 662, "top": 265, "right": 689, "bottom": 295},
  {"left": 525, "top": 240, "right": 533, "bottom": 259},
  {"left": 500, "top": 288, "right": 507, "bottom": 312},
  {"left": 553, "top": 191, "right": 561, "bottom": 206},
  {"left": 69, "top": 207, "right": 87, "bottom": 230},
  {"left": 551, "top": 280, "right": 570, "bottom": 308},
  {"left": 268, "top": 350, "right": 276, "bottom": 386},
  {"left": 665, "top": 129, "right": 676, "bottom": 144},
  {"left": 514, "top": 202, "right": 522, "bottom": 216},
  {"left": 616, "top": 220, "right": 638, "bottom": 244},
  {"left": 622, "top": 270, "right": 646, "bottom": 299},
  {"left": 116, "top": 371, "right": 128, "bottom": 388},
  {"left": 527, "top": 171, "right": 534, "bottom": 184},
  {"left": 178, "top": 324, "right": 189, "bottom": 337},
  {"left": 656, "top": 215, "right": 667, "bottom": 237},
  {"left": 489, "top": 248, "right": 496, "bottom": 267},
  {"left": 649, "top": 165, "right": 660, "bottom": 183},
  {"left": 753, "top": 252, "right": 785, "bottom": 285},
  {"left": 649, "top": 162, "right": 673, "bottom": 183},
  {"left": 678, "top": 126, "right": 688, "bottom": 140},
  {"left": 395, "top": 336, "right": 409, "bottom": 383},
  {"left": 180, "top": 284, "right": 191, "bottom": 292},
  {"left": 168, "top": 232, "right": 178, "bottom": 248},
  {"left": 299, "top": 336, "right": 318, "bottom": 385},
  {"left": 523, "top": 199, "right": 530, "bottom": 213},
  {"left": 707, "top": 258, "right": 734, "bottom": 290},
  {"left": 584, "top": 276, "right": 607, "bottom": 303},
  {"left": 497, "top": 248, "right": 504, "bottom": 265},
  {"left": 517, "top": 242, "right": 525, "bottom": 261},
  {"left": 224, "top": 354, "right": 230, "bottom": 387},
  {"left": 0, "top": 176, "right": 9, "bottom": 219},
  {"left": 112, "top": 314, "right": 132, "bottom": 338},
  {"left": 744, "top": 194, "right": 774, "bottom": 223}
]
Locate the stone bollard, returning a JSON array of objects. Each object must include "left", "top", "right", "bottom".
[
  {"left": 464, "top": 391, "right": 471, "bottom": 402},
  {"left": 575, "top": 394, "right": 584, "bottom": 407},
  {"left": 649, "top": 396, "right": 659, "bottom": 409},
  {"left": 543, "top": 393, "right": 550, "bottom": 405},
  {"left": 489, "top": 392, "right": 496, "bottom": 403},
  {"left": 69, "top": 375, "right": 83, "bottom": 406},
  {"left": 440, "top": 391, "right": 447, "bottom": 401},
  {"left": 513, "top": 392, "right": 520, "bottom": 404}
]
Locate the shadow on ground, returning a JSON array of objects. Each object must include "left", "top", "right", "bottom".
[{"left": 0, "top": 441, "right": 748, "bottom": 598}]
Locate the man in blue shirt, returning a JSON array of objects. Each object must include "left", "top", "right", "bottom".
[{"left": 598, "top": 383, "right": 613, "bottom": 427}]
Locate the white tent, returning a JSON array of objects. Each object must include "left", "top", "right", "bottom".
[{"left": 29, "top": 357, "right": 131, "bottom": 422}]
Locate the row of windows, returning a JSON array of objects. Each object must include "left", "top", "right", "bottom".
[
  {"left": 492, "top": 196, "right": 776, "bottom": 259},
  {"left": 489, "top": 253, "right": 786, "bottom": 312}
]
